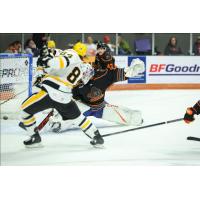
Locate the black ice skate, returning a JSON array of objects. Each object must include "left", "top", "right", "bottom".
[
  {"left": 23, "top": 132, "right": 42, "bottom": 148},
  {"left": 90, "top": 130, "right": 104, "bottom": 147}
]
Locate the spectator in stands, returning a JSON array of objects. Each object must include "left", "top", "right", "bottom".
[
  {"left": 117, "top": 34, "right": 132, "bottom": 55},
  {"left": 32, "top": 33, "right": 47, "bottom": 50},
  {"left": 4, "top": 41, "right": 22, "bottom": 53},
  {"left": 85, "top": 36, "right": 97, "bottom": 56},
  {"left": 103, "top": 35, "right": 115, "bottom": 53},
  {"left": 164, "top": 36, "right": 183, "bottom": 55},
  {"left": 4, "top": 43, "right": 16, "bottom": 53},
  {"left": 24, "top": 39, "right": 39, "bottom": 57},
  {"left": 193, "top": 36, "right": 200, "bottom": 56},
  {"left": 13, "top": 41, "right": 22, "bottom": 53}
]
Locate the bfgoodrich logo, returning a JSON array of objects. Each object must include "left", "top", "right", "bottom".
[{"left": 149, "top": 64, "right": 200, "bottom": 75}]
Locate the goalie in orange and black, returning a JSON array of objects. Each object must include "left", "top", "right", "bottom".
[
  {"left": 50, "top": 42, "right": 145, "bottom": 133},
  {"left": 69, "top": 42, "right": 145, "bottom": 126},
  {"left": 72, "top": 42, "right": 126, "bottom": 112},
  {"left": 184, "top": 100, "right": 200, "bottom": 123}
]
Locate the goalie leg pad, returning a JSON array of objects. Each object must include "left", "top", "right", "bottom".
[{"left": 102, "top": 104, "right": 143, "bottom": 126}]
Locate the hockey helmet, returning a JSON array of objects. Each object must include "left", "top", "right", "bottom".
[
  {"left": 73, "top": 42, "right": 87, "bottom": 57},
  {"left": 96, "top": 41, "right": 110, "bottom": 51},
  {"left": 47, "top": 40, "right": 56, "bottom": 49}
]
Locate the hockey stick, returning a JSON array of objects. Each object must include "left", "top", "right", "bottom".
[
  {"left": 19, "top": 110, "right": 54, "bottom": 132},
  {"left": 102, "top": 118, "right": 183, "bottom": 138},
  {"left": 187, "top": 136, "right": 200, "bottom": 142}
]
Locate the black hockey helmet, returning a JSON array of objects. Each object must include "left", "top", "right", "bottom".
[
  {"left": 96, "top": 41, "right": 110, "bottom": 52},
  {"left": 95, "top": 42, "right": 115, "bottom": 70}
]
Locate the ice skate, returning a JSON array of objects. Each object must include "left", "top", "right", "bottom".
[
  {"left": 90, "top": 130, "right": 104, "bottom": 148},
  {"left": 23, "top": 132, "right": 43, "bottom": 148}
]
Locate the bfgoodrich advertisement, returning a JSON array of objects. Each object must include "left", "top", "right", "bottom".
[{"left": 146, "top": 56, "right": 200, "bottom": 83}]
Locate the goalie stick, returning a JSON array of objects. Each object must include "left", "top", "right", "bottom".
[
  {"left": 102, "top": 118, "right": 183, "bottom": 138},
  {"left": 19, "top": 110, "right": 54, "bottom": 132},
  {"left": 187, "top": 136, "right": 200, "bottom": 142}
]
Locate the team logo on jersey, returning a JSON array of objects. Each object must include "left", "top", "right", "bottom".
[{"left": 87, "top": 86, "right": 104, "bottom": 102}]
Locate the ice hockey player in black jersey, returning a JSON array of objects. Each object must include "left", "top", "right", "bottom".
[
  {"left": 184, "top": 100, "right": 200, "bottom": 142},
  {"left": 50, "top": 42, "right": 145, "bottom": 132},
  {"left": 184, "top": 100, "right": 200, "bottom": 123}
]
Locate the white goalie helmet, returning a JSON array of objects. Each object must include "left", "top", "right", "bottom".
[{"left": 80, "top": 63, "right": 94, "bottom": 84}]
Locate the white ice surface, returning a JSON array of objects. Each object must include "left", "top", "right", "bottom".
[{"left": 1, "top": 90, "right": 200, "bottom": 166}]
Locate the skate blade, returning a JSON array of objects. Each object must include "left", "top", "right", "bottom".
[
  {"left": 92, "top": 144, "right": 105, "bottom": 149},
  {"left": 25, "top": 143, "right": 44, "bottom": 148}
]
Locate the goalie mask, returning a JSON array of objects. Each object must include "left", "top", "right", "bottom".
[
  {"left": 95, "top": 42, "right": 114, "bottom": 70},
  {"left": 96, "top": 42, "right": 110, "bottom": 55}
]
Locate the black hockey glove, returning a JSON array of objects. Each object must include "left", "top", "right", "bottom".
[
  {"left": 37, "top": 45, "right": 53, "bottom": 67},
  {"left": 184, "top": 108, "right": 195, "bottom": 124},
  {"left": 40, "top": 45, "right": 49, "bottom": 57},
  {"left": 34, "top": 74, "right": 45, "bottom": 88},
  {"left": 37, "top": 56, "right": 52, "bottom": 67},
  {"left": 184, "top": 101, "right": 200, "bottom": 124}
]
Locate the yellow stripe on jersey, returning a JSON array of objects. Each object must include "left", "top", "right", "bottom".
[
  {"left": 36, "top": 67, "right": 44, "bottom": 71},
  {"left": 23, "top": 116, "right": 36, "bottom": 125},
  {"left": 21, "top": 90, "right": 47, "bottom": 110},
  {"left": 44, "top": 74, "right": 73, "bottom": 88},
  {"left": 59, "top": 56, "right": 65, "bottom": 69},
  {"left": 81, "top": 119, "right": 91, "bottom": 130}
]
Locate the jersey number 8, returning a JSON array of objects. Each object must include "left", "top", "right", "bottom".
[{"left": 67, "top": 67, "right": 81, "bottom": 84}]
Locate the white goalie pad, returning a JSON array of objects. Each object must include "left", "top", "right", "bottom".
[
  {"left": 102, "top": 104, "right": 143, "bottom": 126},
  {"left": 48, "top": 101, "right": 142, "bottom": 133}
]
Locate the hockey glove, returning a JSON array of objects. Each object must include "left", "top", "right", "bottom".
[
  {"left": 33, "top": 74, "right": 45, "bottom": 88},
  {"left": 184, "top": 101, "right": 200, "bottom": 124},
  {"left": 37, "top": 55, "right": 53, "bottom": 68},
  {"left": 184, "top": 107, "right": 196, "bottom": 124},
  {"left": 124, "top": 58, "right": 145, "bottom": 77},
  {"left": 37, "top": 45, "right": 53, "bottom": 67},
  {"left": 40, "top": 45, "right": 49, "bottom": 57}
]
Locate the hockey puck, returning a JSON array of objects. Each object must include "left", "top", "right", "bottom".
[{"left": 3, "top": 116, "right": 8, "bottom": 120}]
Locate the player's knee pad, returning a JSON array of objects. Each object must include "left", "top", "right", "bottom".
[{"left": 20, "top": 111, "right": 37, "bottom": 134}]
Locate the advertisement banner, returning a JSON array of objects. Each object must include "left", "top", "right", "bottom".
[
  {"left": 146, "top": 56, "right": 200, "bottom": 83},
  {"left": 127, "top": 56, "right": 146, "bottom": 83},
  {"left": 0, "top": 57, "right": 30, "bottom": 84}
]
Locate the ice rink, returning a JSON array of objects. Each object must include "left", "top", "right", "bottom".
[{"left": 1, "top": 89, "right": 200, "bottom": 166}]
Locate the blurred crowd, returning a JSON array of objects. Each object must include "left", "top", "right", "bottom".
[{"left": 3, "top": 34, "right": 200, "bottom": 56}]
